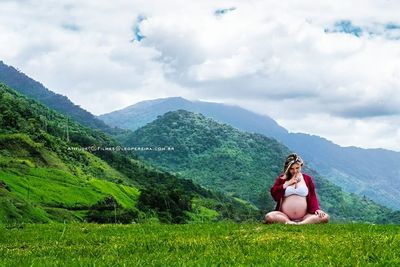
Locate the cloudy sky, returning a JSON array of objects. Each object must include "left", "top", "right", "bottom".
[{"left": 1, "top": 0, "right": 400, "bottom": 151}]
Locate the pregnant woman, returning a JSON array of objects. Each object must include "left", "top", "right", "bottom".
[{"left": 264, "top": 153, "right": 330, "bottom": 225}]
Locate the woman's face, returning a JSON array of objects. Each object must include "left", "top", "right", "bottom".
[{"left": 289, "top": 163, "right": 301, "bottom": 176}]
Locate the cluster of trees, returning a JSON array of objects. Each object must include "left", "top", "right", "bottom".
[
  {"left": 138, "top": 186, "right": 192, "bottom": 224},
  {"left": 86, "top": 196, "right": 139, "bottom": 224}
]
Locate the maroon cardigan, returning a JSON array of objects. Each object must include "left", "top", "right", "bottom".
[{"left": 270, "top": 173, "right": 320, "bottom": 214}]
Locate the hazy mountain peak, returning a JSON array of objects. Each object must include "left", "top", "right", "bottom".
[
  {"left": 125, "top": 96, "right": 191, "bottom": 111},
  {"left": 0, "top": 60, "right": 124, "bottom": 135},
  {"left": 98, "top": 96, "right": 288, "bottom": 137}
]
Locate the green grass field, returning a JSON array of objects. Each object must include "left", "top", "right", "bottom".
[{"left": 1, "top": 222, "right": 399, "bottom": 266}]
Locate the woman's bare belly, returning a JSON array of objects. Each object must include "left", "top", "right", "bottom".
[{"left": 281, "top": 195, "right": 307, "bottom": 220}]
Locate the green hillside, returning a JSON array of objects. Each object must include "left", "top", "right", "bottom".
[
  {"left": 0, "top": 83, "right": 259, "bottom": 224},
  {"left": 125, "top": 110, "right": 399, "bottom": 223}
]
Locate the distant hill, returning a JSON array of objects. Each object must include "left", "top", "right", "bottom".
[
  {"left": 0, "top": 60, "right": 127, "bottom": 136},
  {"left": 0, "top": 83, "right": 259, "bottom": 224},
  {"left": 124, "top": 109, "right": 398, "bottom": 223},
  {"left": 99, "top": 97, "right": 400, "bottom": 210},
  {"left": 98, "top": 96, "right": 287, "bottom": 137}
]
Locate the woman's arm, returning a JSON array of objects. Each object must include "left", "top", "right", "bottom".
[
  {"left": 306, "top": 175, "right": 320, "bottom": 213},
  {"left": 270, "top": 175, "right": 287, "bottom": 201}
]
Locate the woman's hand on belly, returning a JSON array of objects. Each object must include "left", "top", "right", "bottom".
[{"left": 281, "top": 195, "right": 308, "bottom": 220}]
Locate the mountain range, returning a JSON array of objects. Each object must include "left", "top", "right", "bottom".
[
  {"left": 99, "top": 97, "right": 400, "bottom": 210},
  {"left": 1, "top": 59, "right": 399, "bottom": 224}
]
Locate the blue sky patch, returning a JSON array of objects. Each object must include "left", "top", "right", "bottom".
[
  {"left": 325, "top": 20, "right": 362, "bottom": 37},
  {"left": 132, "top": 15, "right": 146, "bottom": 42},
  {"left": 214, "top": 7, "right": 236, "bottom": 17},
  {"left": 385, "top": 23, "right": 400, "bottom": 30},
  {"left": 62, "top": 23, "right": 80, "bottom": 32}
]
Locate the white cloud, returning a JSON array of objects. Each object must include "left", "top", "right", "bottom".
[{"left": 0, "top": 0, "right": 400, "bottom": 151}]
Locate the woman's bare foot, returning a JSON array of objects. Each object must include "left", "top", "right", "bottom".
[{"left": 285, "top": 220, "right": 299, "bottom": 225}]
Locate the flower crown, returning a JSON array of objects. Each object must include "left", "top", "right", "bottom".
[{"left": 284, "top": 153, "right": 304, "bottom": 174}]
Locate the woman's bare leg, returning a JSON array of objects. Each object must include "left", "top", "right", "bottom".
[
  {"left": 264, "top": 211, "right": 292, "bottom": 224},
  {"left": 297, "top": 212, "right": 330, "bottom": 225}
]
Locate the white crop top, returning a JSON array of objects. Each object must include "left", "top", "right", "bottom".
[{"left": 284, "top": 184, "right": 308, "bottom": 197}]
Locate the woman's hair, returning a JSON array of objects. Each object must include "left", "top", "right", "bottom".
[{"left": 283, "top": 153, "right": 304, "bottom": 180}]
